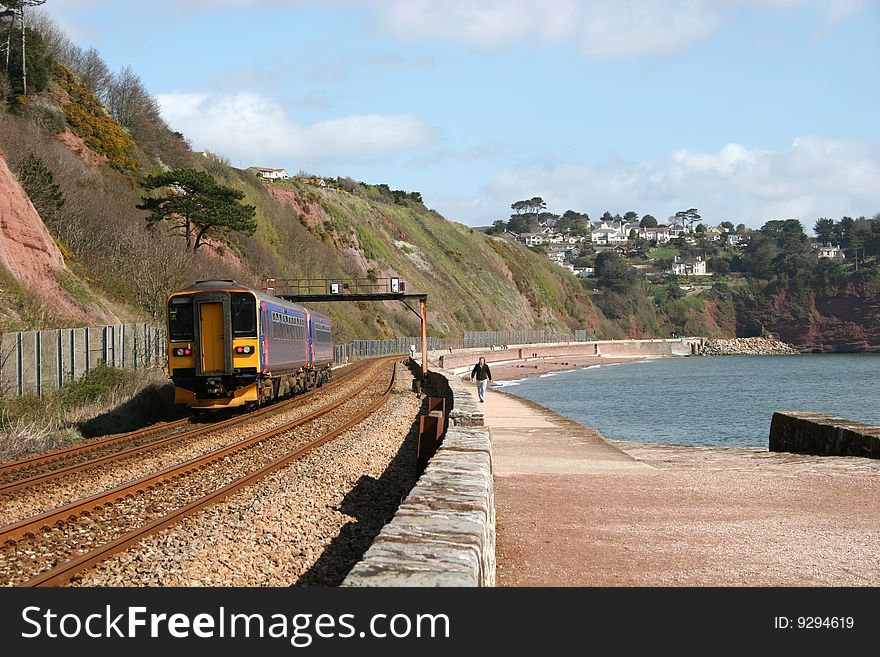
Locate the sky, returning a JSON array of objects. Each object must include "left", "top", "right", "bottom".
[{"left": 42, "top": 0, "right": 880, "bottom": 229}]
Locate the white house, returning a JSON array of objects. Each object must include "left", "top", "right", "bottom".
[
  {"left": 249, "top": 167, "right": 289, "bottom": 180},
  {"left": 672, "top": 256, "right": 707, "bottom": 276},
  {"left": 592, "top": 223, "right": 629, "bottom": 245},
  {"left": 817, "top": 244, "right": 846, "bottom": 263},
  {"left": 546, "top": 250, "right": 566, "bottom": 265},
  {"left": 521, "top": 233, "right": 546, "bottom": 247},
  {"left": 638, "top": 226, "right": 671, "bottom": 244}
]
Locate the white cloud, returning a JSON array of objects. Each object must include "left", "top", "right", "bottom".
[
  {"left": 41, "top": 0, "right": 873, "bottom": 61},
  {"left": 156, "top": 91, "right": 432, "bottom": 165},
  {"left": 376, "top": 0, "right": 872, "bottom": 58},
  {"left": 432, "top": 136, "right": 880, "bottom": 227},
  {"left": 378, "top": 0, "right": 729, "bottom": 57}
]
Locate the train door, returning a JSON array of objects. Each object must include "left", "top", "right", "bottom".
[
  {"left": 199, "top": 302, "right": 226, "bottom": 373},
  {"left": 305, "top": 311, "right": 314, "bottom": 365}
]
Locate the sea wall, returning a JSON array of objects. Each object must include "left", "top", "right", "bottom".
[
  {"left": 702, "top": 337, "right": 799, "bottom": 356},
  {"left": 769, "top": 412, "right": 880, "bottom": 458},
  {"left": 341, "top": 372, "right": 495, "bottom": 586},
  {"left": 431, "top": 338, "right": 702, "bottom": 371}
]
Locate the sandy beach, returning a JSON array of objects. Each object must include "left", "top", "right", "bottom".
[{"left": 484, "top": 354, "right": 656, "bottom": 385}]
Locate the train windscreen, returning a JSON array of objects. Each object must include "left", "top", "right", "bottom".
[
  {"left": 168, "top": 295, "right": 194, "bottom": 341},
  {"left": 231, "top": 293, "right": 257, "bottom": 338}
]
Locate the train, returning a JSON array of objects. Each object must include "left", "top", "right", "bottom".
[{"left": 166, "top": 280, "right": 333, "bottom": 409}]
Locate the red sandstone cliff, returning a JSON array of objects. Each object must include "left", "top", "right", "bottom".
[
  {"left": 0, "top": 149, "right": 117, "bottom": 325},
  {"left": 737, "top": 282, "right": 880, "bottom": 352}
]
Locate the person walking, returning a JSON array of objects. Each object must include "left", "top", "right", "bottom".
[{"left": 470, "top": 356, "right": 492, "bottom": 403}]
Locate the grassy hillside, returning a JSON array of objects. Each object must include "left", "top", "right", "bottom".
[{"left": 0, "top": 54, "right": 606, "bottom": 340}]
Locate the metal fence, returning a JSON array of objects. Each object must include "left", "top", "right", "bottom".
[
  {"left": 1, "top": 323, "right": 166, "bottom": 397},
  {"left": 462, "top": 330, "right": 590, "bottom": 348},
  {"left": 2, "top": 323, "right": 591, "bottom": 397},
  {"left": 333, "top": 330, "right": 592, "bottom": 364}
]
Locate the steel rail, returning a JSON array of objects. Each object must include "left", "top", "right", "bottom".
[
  {"left": 0, "top": 363, "right": 362, "bottom": 494},
  {"left": 0, "top": 359, "right": 387, "bottom": 545},
  {"left": 22, "top": 362, "right": 397, "bottom": 587},
  {"left": 0, "top": 417, "right": 193, "bottom": 477}
]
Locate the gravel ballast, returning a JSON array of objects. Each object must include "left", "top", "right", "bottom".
[{"left": 71, "top": 369, "right": 421, "bottom": 587}]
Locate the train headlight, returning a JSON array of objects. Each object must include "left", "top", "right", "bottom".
[
  {"left": 235, "top": 346, "right": 253, "bottom": 355},
  {"left": 173, "top": 348, "right": 192, "bottom": 357}
]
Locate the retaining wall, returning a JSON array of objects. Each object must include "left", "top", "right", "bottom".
[
  {"left": 342, "top": 372, "right": 494, "bottom": 587},
  {"left": 432, "top": 338, "right": 702, "bottom": 371},
  {"left": 769, "top": 412, "right": 880, "bottom": 458}
]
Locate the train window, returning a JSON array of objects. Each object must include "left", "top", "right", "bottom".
[
  {"left": 231, "top": 293, "right": 257, "bottom": 338},
  {"left": 168, "top": 295, "right": 194, "bottom": 341}
]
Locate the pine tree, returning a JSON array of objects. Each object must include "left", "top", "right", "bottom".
[{"left": 138, "top": 168, "right": 257, "bottom": 251}]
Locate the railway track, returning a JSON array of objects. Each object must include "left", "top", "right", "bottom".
[
  {"left": 0, "top": 362, "right": 365, "bottom": 496},
  {"left": 0, "top": 359, "right": 396, "bottom": 587}
]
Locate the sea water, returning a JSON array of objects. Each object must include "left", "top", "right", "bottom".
[{"left": 495, "top": 354, "right": 880, "bottom": 447}]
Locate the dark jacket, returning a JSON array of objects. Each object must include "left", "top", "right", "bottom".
[{"left": 471, "top": 362, "right": 492, "bottom": 381}]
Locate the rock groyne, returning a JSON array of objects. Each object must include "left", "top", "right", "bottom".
[{"left": 701, "top": 337, "right": 799, "bottom": 356}]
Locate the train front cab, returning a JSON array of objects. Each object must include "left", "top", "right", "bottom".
[{"left": 168, "top": 287, "right": 261, "bottom": 409}]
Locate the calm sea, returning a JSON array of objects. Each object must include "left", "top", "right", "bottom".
[{"left": 495, "top": 354, "right": 880, "bottom": 448}]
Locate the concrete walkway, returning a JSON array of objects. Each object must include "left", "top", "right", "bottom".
[
  {"left": 470, "top": 385, "right": 652, "bottom": 475},
  {"left": 468, "top": 380, "right": 880, "bottom": 587}
]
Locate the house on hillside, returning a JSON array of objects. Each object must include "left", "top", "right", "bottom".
[
  {"left": 521, "top": 233, "right": 546, "bottom": 247},
  {"left": 546, "top": 250, "right": 566, "bottom": 265},
  {"left": 725, "top": 234, "right": 748, "bottom": 248},
  {"left": 638, "top": 226, "right": 671, "bottom": 244},
  {"left": 672, "top": 256, "right": 707, "bottom": 276},
  {"left": 817, "top": 244, "right": 846, "bottom": 263},
  {"left": 591, "top": 223, "right": 628, "bottom": 245},
  {"left": 248, "top": 167, "right": 289, "bottom": 180},
  {"left": 300, "top": 177, "right": 327, "bottom": 188},
  {"left": 705, "top": 225, "right": 725, "bottom": 242}
]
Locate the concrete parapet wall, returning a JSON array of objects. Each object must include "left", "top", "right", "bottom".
[
  {"left": 769, "top": 411, "right": 880, "bottom": 458},
  {"left": 341, "top": 423, "right": 494, "bottom": 586},
  {"left": 445, "top": 373, "right": 485, "bottom": 427}
]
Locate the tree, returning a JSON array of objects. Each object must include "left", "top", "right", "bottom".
[
  {"left": 623, "top": 211, "right": 639, "bottom": 224},
  {"left": 639, "top": 214, "right": 658, "bottom": 228},
  {"left": 507, "top": 213, "right": 530, "bottom": 234},
  {"left": 736, "top": 223, "right": 747, "bottom": 235},
  {"left": 595, "top": 252, "right": 637, "bottom": 294},
  {"left": 813, "top": 217, "right": 835, "bottom": 244},
  {"left": 742, "top": 232, "right": 779, "bottom": 280},
  {"left": 720, "top": 221, "right": 735, "bottom": 232},
  {"left": 137, "top": 169, "right": 257, "bottom": 252},
  {"left": 2, "top": 0, "right": 46, "bottom": 96},
  {"left": 832, "top": 216, "right": 855, "bottom": 249},
  {"left": 510, "top": 196, "right": 547, "bottom": 231},
  {"left": 106, "top": 65, "right": 148, "bottom": 127},
  {"left": 71, "top": 47, "right": 111, "bottom": 101},
  {"left": 761, "top": 219, "right": 807, "bottom": 253},
  {"left": 486, "top": 220, "right": 507, "bottom": 235},
  {"left": 15, "top": 153, "right": 64, "bottom": 221},
  {"left": 558, "top": 210, "right": 590, "bottom": 237}
]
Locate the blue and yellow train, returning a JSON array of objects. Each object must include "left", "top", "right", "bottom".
[{"left": 166, "top": 280, "right": 333, "bottom": 409}]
